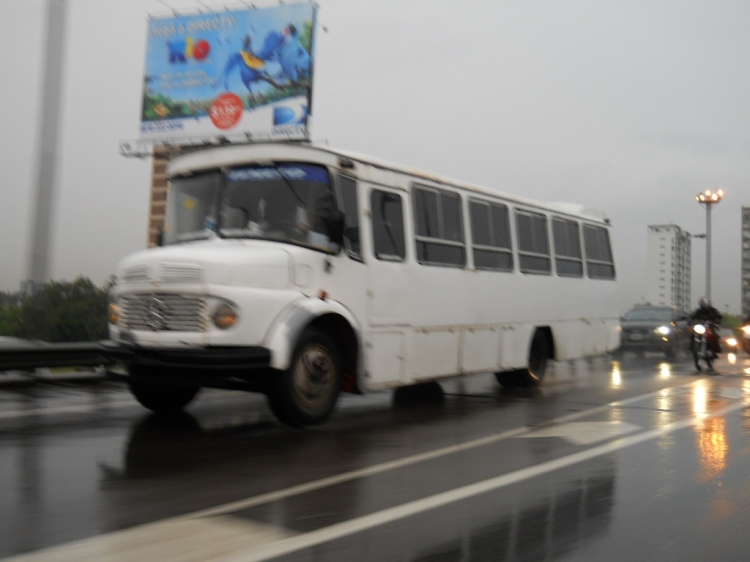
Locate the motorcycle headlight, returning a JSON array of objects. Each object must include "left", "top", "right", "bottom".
[
  {"left": 694, "top": 324, "right": 706, "bottom": 335},
  {"left": 656, "top": 326, "right": 670, "bottom": 335},
  {"left": 212, "top": 303, "right": 239, "bottom": 330}
]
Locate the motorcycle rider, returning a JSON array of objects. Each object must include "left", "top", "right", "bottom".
[{"left": 689, "top": 297, "right": 722, "bottom": 355}]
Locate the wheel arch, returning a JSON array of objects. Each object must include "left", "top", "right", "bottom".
[{"left": 264, "top": 298, "right": 364, "bottom": 393}]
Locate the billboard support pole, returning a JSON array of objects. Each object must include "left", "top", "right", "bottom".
[{"left": 26, "top": 0, "right": 68, "bottom": 291}]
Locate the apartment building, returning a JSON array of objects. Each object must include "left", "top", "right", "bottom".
[{"left": 646, "top": 224, "right": 691, "bottom": 311}]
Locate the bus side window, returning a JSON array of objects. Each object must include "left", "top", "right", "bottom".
[
  {"left": 413, "top": 186, "right": 466, "bottom": 267},
  {"left": 338, "top": 175, "right": 361, "bottom": 260},
  {"left": 552, "top": 217, "right": 583, "bottom": 277},
  {"left": 515, "top": 210, "right": 551, "bottom": 274},
  {"left": 584, "top": 225, "right": 616, "bottom": 279},
  {"left": 469, "top": 199, "right": 513, "bottom": 271},
  {"left": 371, "top": 190, "right": 406, "bottom": 262}
]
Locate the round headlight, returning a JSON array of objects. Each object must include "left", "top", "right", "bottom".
[
  {"left": 656, "top": 326, "right": 670, "bottom": 335},
  {"left": 108, "top": 302, "right": 121, "bottom": 325},
  {"left": 694, "top": 324, "right": 706, "bottom": 335},
  {"left": 742, "top": 326, "right": 750, "bottom": 335},
  {"left": 212, "top": 303, "right": 238, "bottom": 330},
  {"left": 727, "top": 338, "right": 737, "bottom": 347}
]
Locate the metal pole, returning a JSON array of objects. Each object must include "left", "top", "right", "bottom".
[
  {"left": 26, "top": 0, "right": 68, "bottom": 289},
  {"left": 705, "top": 203, "right": 712, "bottom": 300}
]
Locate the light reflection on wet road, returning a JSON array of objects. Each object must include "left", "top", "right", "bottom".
[{"left": 1, "top": 352, "right": 750, "bottom": 561}]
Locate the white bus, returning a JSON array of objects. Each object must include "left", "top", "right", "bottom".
[{"left": 108, "top": 143, "right": 619, "bottom": 426}]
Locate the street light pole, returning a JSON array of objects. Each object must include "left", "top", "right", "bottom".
[
  {"left": 706, "top": 201, "right": 711, "bottom": 299},
  {"left": 696, "top": 189, "right": 724, "bottom": 301}
]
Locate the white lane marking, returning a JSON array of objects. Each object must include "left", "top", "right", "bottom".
[
  {"left": 219, "top": 399, "right": 748, "bottom": 562},
  {"left": 2, "top": 517, "right": 296, "bottom": 562},
  {"left": 0, "top": 379, "right": 704, "bottom": 562},
  {"left": 520, "top": 421, "right": 642, "bottom": 445},
  {"left": 0, "top": 399, "right": 137, "bottom": 420}
]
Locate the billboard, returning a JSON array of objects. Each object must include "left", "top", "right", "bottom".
[{"left": 141, "top": 3, "right": 316, "bottom": 142}]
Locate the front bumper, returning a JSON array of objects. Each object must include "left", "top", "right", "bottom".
[
  {"left": 103, "top": 341, "right": 271, "bottom": 371},
  {"left": 619, "top": 333, "right": 680, "bottom": 353},
  {"left": 104, "top": 341, "right": 275, "bottom": 391}
]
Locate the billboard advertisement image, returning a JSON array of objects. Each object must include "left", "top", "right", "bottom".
[{"left": 141, "top": 3, "right": 315, "bottom": 142}]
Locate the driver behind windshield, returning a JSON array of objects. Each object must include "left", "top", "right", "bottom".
[{"left": 221, "top": 165, "right": 339, "bottom": 252}]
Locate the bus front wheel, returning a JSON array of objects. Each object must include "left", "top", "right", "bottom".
[
  {"left": 129, "top": 381, "right": 200, "bottom": 414},
  {"left": 495, "top": 331, "right": 550, "bottom": 388},
  {"left": 267, "top": 328, "right": 343, "bottom": 427}
]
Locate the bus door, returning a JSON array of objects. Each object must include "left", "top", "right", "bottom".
[{"left": 365, "top": 186, "right": 410, "bottom": 386}]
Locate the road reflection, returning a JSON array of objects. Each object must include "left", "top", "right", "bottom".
[
  {"left": 691, "top": 381, "right": 728, "bottom": 482},
  {"left": 659, "top": 362, "right": 672, "bottom": 379},
  {"left": 696, "top": 416, "right": 727, "bottom": 482},
  {"left": 610, "top": 361, "right": 622, "bottom": 388},
  {"left": 407, "top": 459, "right": 616, "bottom": 562}
]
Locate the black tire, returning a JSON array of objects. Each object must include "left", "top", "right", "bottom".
[
  {"left": 495, "top": 330, "right": 549, "bottom": 388},
  {"left": 267, "top": 328, "right": 343, "bottom": 427},
  {"left": 693, "top": 351, "right": 702, "bottom": 372},
  {"left": 129, "top": 382, "right": 200, "bottom": 414}
]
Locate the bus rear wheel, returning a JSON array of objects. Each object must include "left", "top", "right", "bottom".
[
  {"left": 495, "top": 330, "right": 550, "bottom": 388},
  {"left": 267, "top": 328, "right": 343, "bottom": 427}
]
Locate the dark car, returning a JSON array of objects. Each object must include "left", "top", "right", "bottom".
[
  {"left": 617, "top": 306, "right": 690, "bottom": 359},
  {"left": 718, "top": 328, "right": 741, "bottom": 354}
]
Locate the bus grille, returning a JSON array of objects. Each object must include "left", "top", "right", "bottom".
[{"left": 121, "top": 294, "right": 206, "bottom": 332}]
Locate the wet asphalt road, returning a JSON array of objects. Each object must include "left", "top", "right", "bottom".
[{"left": 2, "top": 352, "right": 750, "bottom": 561}]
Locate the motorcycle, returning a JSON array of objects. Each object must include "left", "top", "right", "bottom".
[{"left": 692, "top": 320, "right": 718, "bottom": 372}]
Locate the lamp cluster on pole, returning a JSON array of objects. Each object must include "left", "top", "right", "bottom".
[
  {"left": 695, "top": 189, "right": 725, "bottom": 301},
  {"left": 696, "top": 189, "right": 724, "bottom": 204}
]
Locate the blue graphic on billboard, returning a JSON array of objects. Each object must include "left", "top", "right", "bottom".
[
  {"left": 141, "top": 3, "right": 316, "bottom": 141},
  {"left": 273, "top": 103, "right": 308, "bottom": 125}
]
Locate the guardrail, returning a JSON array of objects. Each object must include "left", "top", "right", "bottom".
[{"left": 0, "top": 340, "right": 114, "bottom": 372}]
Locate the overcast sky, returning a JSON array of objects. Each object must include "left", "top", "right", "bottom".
[{"left": 1, "top": 0, "right": 748, "bottom": 313}]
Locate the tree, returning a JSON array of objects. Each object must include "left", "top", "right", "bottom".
[
  {"left": 19, "top": 277, "right": 109, "bottom": 342},
  {"left": 0, "top": 300, "right": 23, "bottom": 337}
]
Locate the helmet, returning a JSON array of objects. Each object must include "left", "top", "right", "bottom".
[{"left": 699, "top": 297, "right": 710, "bottom": 309}]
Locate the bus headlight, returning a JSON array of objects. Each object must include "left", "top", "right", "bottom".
[
  {"left": 212, "top": 303, "right": 239, "bottom": 330},
  {"left": 656, "top": 326, "right": 670, "bottom": 335}
]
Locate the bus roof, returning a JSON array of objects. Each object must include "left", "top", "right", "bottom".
[{"left": 167, "top": 142, "right": 611, "bottom": 225}]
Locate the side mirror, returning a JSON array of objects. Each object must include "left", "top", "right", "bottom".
[{"left": 324, "top": 209, "right": 346, "bottom": 247}]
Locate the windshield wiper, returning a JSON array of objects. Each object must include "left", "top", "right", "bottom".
[{"left": 273, "top": 165, "right": 306, "bottom": 206}]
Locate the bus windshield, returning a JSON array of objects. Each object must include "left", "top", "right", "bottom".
[
  {"left": 623, "top": 308, "right": 673, "bottom": 322},
  {"left": 164, "top": 164, "right": 339, "bottom": 252},
  {"left": 164, "top": 172, "right": 222, "bottom": 245}
]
